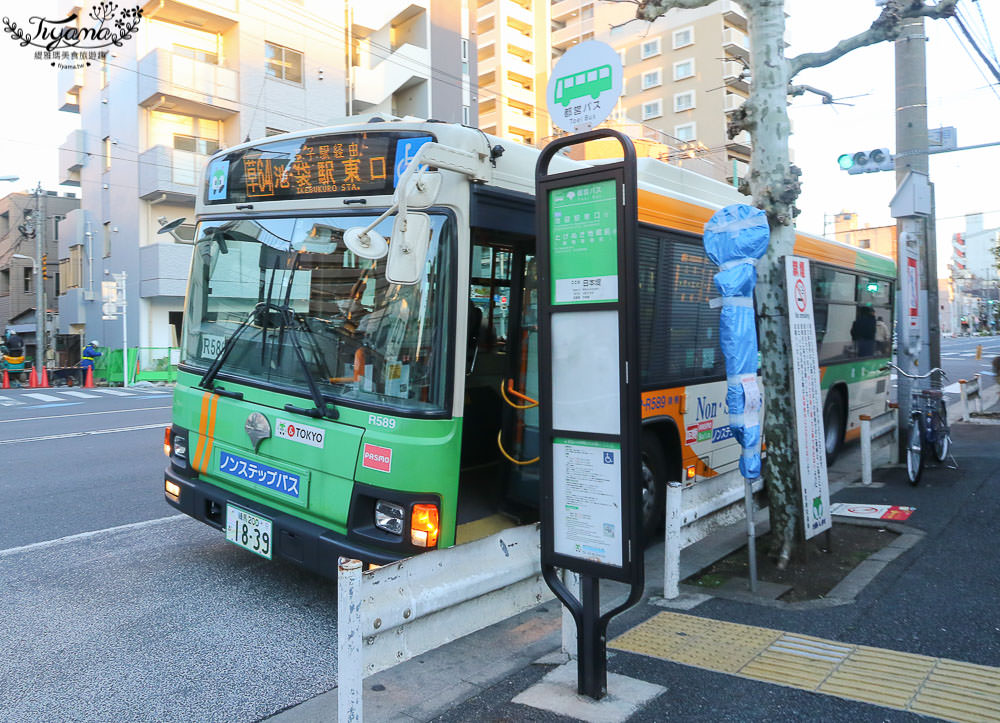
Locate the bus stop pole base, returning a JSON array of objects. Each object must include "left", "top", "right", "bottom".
[
  {"left": 744, "top": 477, "right": 758, "bottom": 594},
  {"left": 577, "top": 574, "right": 607, "bottom": 700}
]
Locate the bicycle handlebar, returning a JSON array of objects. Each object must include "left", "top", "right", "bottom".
[{"left": 881, "top": 361, "right": 949, "bottom": 381}]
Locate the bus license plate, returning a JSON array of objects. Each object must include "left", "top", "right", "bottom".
[{"left": 225, "top": 504, "right": 273, "bottom": 560}]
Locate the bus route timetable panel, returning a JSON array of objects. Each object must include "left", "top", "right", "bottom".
[
  {"left": 548, "top": 178, "right": 619, "bottom": 304},
  {"left": 205, "top": 131, "right": 434, "bottom": 204}
]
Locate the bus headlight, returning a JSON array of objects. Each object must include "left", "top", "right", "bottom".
[
  {"left": 172, "top": 434, "right": 188, "bottom": 460},
  {"left": 375, "top": 500, "right": 404, "bottom": 535}
]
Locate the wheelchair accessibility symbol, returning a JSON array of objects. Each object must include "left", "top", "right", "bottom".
[
  {"left": 394, "top": 136, "right": 433, "bottom": 186},
  {"left": 603, "top": 451, "right": 615, "bottom": 464}
]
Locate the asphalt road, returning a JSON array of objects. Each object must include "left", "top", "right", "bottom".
[{"left": 0, "top": 385, "right": 340, "bottom": 722}]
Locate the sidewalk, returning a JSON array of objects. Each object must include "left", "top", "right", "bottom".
[{"left": 273, "top": 398, "right": 1000, "bottom": 722}]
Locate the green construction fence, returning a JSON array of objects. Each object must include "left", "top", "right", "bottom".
[{"left": 94, "top": 347, "right": 179, "bottom": 385}]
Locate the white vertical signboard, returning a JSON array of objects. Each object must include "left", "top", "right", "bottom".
[{"left": 785, "top": 257, "right": 831, "bottom": 539}]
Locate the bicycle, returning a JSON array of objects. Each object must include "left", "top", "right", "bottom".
[{"left": 883, "top": 362, "right": 952, "bottom": 485}]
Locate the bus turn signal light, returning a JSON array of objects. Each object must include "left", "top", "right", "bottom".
[
  {"left": 410, "top": 504, "right": 439, "bottom": 548},
  {"left": 686, "top": 465, "right": 696, "bottom": 480},
  {"left": 164, "top": 428, "right": 171, "bottom": 457}
]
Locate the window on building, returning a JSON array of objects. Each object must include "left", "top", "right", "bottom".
[
  {"left": 640, "top": 38, "right": 661, "bottom": 60},
  {"left": 265, "top": 42, "right": 303, "bottom": 84},
  {"left": 173, "top": 44, "right": 218, "bottom": 65},
  {"left": 462, "top": 105, "right": 470, "bottom": 125},
  {"left": 265, "top": 127, "right": 287, "bottom": 137},
  {"left": 103, "top": 136, "right": 111, "bottom": 171},
  {"left": 0, "top": 268, "right": 8, "bottom": 296},
  {"left": 173, "top": 134, "right": 220, "bottom": 156},
  {"left": 618, "top": 48, "right": 627, "bottom": 68},
  {"left": 23, "top": 266, "right": 32, "bottom": 294},
  {"left": 641, "top": 69, "right": 662, "bottom": 90},
  {"left": 673, "top": 26, "right": 694, "bottom": 49},
  {"left": 673, "top": 58, "right": 695, "bottom": 80},
  {"left": 859, "top": 238, "right": 871, "bottom": 249},
  {"left": 53, "top": 214, "right": 65, "bottom": 240},
  {"left": 674, "top": 90, "right": 695, "bottom": 112},
  {"left": 674, "top": 122, "right": 696, "bottom": 142},
  {"left": 69, "top": 244, "right": 85, "bottom": 289},
  {"left": 461, "top": 38, "right": 469, "bottom": 75},
  {"left": 641, "top": 99, "right": 663, "bottom": 120},
  {"left": 103, "top": 222, "right": 111, "bottom": 258},
  {"left": 582, "top": 4, "right": 594, "bottom": 20}
]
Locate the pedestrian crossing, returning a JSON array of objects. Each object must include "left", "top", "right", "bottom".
[{"left": 0, "top": 387, "right": 172, "bottom": 407}]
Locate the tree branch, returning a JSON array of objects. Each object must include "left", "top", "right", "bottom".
[
  {"left": 635, "top": 0, "right": 723, "bottom": 22},
  {"left": 788, "top": 0, "right": 956, "bottom": 78}
]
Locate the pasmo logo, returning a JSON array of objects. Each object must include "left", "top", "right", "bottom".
[{"left": 362, "top": 443, "right": 392, "bottom": 473}]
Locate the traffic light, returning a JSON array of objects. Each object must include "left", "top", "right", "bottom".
[
  {"left": 42, "top": 254, "right": 48, "bottom": 279},
  {"left": 836, "top": 148, "right": 895, "bottom": 174}
]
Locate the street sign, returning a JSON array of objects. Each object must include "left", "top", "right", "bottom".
[
  {"left": 784, "top": 257, "right": 831, "bottom": 539},
  {"left": 546, "top": 41, "right": 623, "bottom": 134}
]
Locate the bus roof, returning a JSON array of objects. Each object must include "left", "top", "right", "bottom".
[{"left": 199, "top": 116, "right": 895, "bottom": 277}]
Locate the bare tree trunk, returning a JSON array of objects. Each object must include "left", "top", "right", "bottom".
[{"left": 742, "top": 0, "right": 800, "bottom": 567}]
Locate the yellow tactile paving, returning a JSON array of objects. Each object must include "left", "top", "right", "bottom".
[{"left": 610, "top": 611, "right": 1000, "bottom": 723}]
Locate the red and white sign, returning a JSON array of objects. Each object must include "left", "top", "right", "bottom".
[
  {"left": 362, "top": 443, "right": 393, "bottom": 473},
  {"left": 830, "top": 503, "right": 915, "bottom": 521}
]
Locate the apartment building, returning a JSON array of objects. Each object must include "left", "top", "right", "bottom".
[
  {"left": 832, "top": 211, "right": 897, "bottom": 259},
  {"left": 0, "top": 191, "right": 79, "bottom": 362},
  {"left": 56, "top": 0, "right": 472, "bottom": 355},
  {"left": 349, "top": 1, "right": 476, "bottom": 124}
]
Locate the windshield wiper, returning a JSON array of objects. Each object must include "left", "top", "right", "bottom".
[{"left": 199, "top": 304, "right": 263, "bottom": 391}]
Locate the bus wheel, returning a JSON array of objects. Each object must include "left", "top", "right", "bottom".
[
  {"left": 640, "top": 431, "right": 667, "bottom": 545},
  {"left": 823, "top": 389, "right": 845, "bottom": 464}
]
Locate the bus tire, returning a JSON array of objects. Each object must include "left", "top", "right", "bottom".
[
  {"left": 823, "top": 388, "right": 846, "bottom": 465},
  {"left": 640, "top": 431, "right": 667, "bottom": 546}
]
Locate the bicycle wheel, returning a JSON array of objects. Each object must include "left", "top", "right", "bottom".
[
  {"left": 906, "top": 413, "right": 924, "bottom": 486},
  {"left": 931, "top": 403, "right": 950, "bottom": 463}
]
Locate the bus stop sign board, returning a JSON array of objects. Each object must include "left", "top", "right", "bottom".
[
  {"left": 546, "top": 41, "right": 623, "bottom": 134},
  {"left": 536, "top": 129, "right": 642, "bottom": 700}
]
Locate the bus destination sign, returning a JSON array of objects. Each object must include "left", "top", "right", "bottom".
[{"left": 205, "top": 131, "right": 434, "bottom": 204}]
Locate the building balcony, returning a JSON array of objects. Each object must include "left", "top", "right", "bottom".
[
  {"left": 720, "top": 0, "right": 748, "bottom": 30},
  {"left": 477, "top": 0, "right": 497, "bottom": 22},
  {"left": 505, "top": 1, "right": 533, "bottom": 32},
  {"left": 139, "top": 0, "right": 237, "bottom": 34},
  {"left": 552, "top": 19, "right": 593, "bottom": 51},
  {"left": 478, "top": 53, "right": 497, "bottom": 79},
  {"left": 722, "top": 60, "right": 749, "bottom": 93},
  {"left": 57, "top": 65, "right": 84, "bottom": 113},
  {"left": 59, "top": 129, "right": 87, "bottom": 187},
  {"left": 140, "top": 241, "right": 194, "bottom": 298},
  {"left": 138, "top": 145, "right": 208, "bottom": 204},
  {"left": 505, "top": 54, "right": 534, "bottom": 81},
  {"left": 138, "top": 48, "right": 239, "bottom": 120},
  {"left": 352, "top": 43, "right": 431, "bottom": 107},
  {"left": 726, "top": 130, "right": 752, "bottom": 156},
  {"left": 501, "top": 79, "right": 534, "bottom": 107},
  {"left": 352, "top": 0, "right": 428, "bottom": 33},
  {"left": 723, "top": 91, "right": 747, "bottom": 114},
  {"left": 550, "top": 0, "right": 578, "bottom": 24},
  {"left": 723, "top": 27, "right": 750, "bottom": 63},
  {"left": 506, "top": 27, "right": 534, "bottom": 57}
]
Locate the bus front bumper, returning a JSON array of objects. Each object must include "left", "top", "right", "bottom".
[{"left": 163, "top": 465, "right": 406, "bottom": 577}]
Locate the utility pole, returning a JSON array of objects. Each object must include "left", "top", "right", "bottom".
[
  {"left": 893, "top": 16, "right": 941, "bottom": 450},
  {"left": 33, "top": 183, "right": 45, "bottom": 380}
]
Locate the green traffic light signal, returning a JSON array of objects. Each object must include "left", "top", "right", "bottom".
[{"left": 837, "top": 154, "right": 854, "bottom": 170}]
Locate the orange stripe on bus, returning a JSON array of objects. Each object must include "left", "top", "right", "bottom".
[
  {"left": 201, "top": 394, "right": 219, "bottom": 474},
  {"left": 793, "top": 233, "right": 857, "bottom": 267},
  {"left": 637, "top": 189, "right": 714, "bottom": 235},
  {"left": 193, "top": 393, "right": 211, "bottom": 471}
]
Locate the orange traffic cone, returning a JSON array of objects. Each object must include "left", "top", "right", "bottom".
[
  {"left": 2, "top": 370, "right": 8, "bottom": 389},
  {"left": 39, "top": 366, "right": 49, "bottom": 388},
  {"left": 84, "top": 366, "right": 95, "bottom": 388},
  {"left": 28, "top": 366, "right": 37, "bottom": 388}
]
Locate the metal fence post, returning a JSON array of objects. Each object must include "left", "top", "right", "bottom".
[
  {"left": 338, "top": 557, "right": 364, "bottom": 723},
  {"left": 860, "top": 414, "right": 872, "bottom": 486},
  {"left": 974, "top": 374, "right": 983, "bottom": 413},
  {"left": 664, "top": 481, "right": 683, "bottom": 599},
  {"left": 959, "top": 379, "right": 969, "bottom": 420}
]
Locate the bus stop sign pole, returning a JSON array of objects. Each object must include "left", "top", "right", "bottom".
[{"left": 535, "top": 129, "right": 643, "bottom": 700}]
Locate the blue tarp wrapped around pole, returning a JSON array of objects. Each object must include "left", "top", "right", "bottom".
[{"left": 703, "top": 204, "right": 770, "bottom": 479}]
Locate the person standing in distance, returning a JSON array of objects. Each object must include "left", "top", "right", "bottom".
[{"left": 81, "top": 340, "right": 102, "bottom": 370}]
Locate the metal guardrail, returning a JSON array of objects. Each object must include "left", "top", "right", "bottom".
[
  {"left": 859, "top": 409, "right": 898, "bottom": 486},
  {"left": 959, "top": 375, "right": 982, "bottom": 419},
  {"left": 337, "top": 523, "right": 552, "bottom": 722}
]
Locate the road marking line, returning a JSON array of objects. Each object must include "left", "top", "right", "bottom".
[
  {"left": 23, "top": 393, "right": 62, "bottom": 402},
  {"left": 0, "top": 422, "right": 167, "bottom": 445},
  {"left": 0, "top": 514, "right": 186, "bottom": 559},
  {"left": 611, "top": 611, "right": 1000, "bottom": 722},
  {"left": 27, "top": 402, "right": 83, "bottom": 409},
  {"left": 59, "top": 390, "right": 100, "bottom": 398},
  {"left": 92, "top": 388, "right": 136, "bottom": 396},
  {"left": 0, "top": 405, "right": 170, "bottom": 424}
]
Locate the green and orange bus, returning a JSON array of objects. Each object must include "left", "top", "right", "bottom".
[{"left": 162, "top": 119, "right": 894, "bottom": 576}]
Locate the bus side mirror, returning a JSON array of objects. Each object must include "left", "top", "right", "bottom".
[{"left": 386, "top": 212, "right": 431, "bottom": 286}]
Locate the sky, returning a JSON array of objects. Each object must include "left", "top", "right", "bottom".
[{"left": 1, "top": 0, "right": 998, "bottom": 277}]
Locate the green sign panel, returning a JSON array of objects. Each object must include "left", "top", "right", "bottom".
[{"left": 549, "top": 179, "right": 619, "bottom": 305}]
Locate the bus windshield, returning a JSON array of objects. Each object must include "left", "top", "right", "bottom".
[{"left": 182, "top": 213, "right": 454, "bottom": 414}]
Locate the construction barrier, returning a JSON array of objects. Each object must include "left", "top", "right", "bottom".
[{"left": 93, "top": 347, "right": 179, "bottom": 385}]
